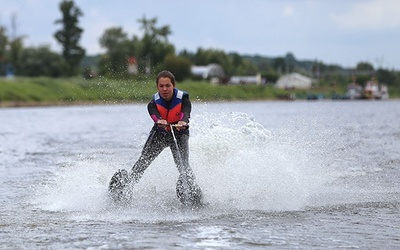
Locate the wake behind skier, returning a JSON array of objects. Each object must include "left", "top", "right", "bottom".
[{"left": 109, "top": 70, "right": 202, "bottom": 207}]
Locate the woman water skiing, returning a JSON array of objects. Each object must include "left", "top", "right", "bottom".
[{"left": 109, "top": 70, "right": 203, "bottom": 207}]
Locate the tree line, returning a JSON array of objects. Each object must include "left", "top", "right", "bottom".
[
  {"left": 1, "top": 0, "right": 399, "bottom": 87},
  {"left": 0, "top": 0, "right": 84, "bottom": 78}
]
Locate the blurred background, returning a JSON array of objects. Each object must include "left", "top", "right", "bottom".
[{"left": 1, "top": 0, "right": 399, "bottom": 103}]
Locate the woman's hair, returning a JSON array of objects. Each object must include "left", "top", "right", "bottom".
[{"left": 156, "top": 70, "right": 176, "bottom": 85}]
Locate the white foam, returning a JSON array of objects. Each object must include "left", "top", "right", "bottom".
[
  {"left": 32, "top": 111, "right": 330, "bottom": 221},
  {"left": 190, "top": 112, "right": 328, "bottom": 211}
]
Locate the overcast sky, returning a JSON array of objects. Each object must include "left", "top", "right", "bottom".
[{"left": 1, "top": 0, "right": 400, "bottom": 69}]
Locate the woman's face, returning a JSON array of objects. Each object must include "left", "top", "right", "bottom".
[{"left": 157, "top": 77, "right": 174, "bottom": 101}]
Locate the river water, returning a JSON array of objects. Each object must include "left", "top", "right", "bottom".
[{"left": 1, "top": 100, "right": 399, "bottom": 249}]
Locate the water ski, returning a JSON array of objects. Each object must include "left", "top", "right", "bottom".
[
  {"left": 176, "top": 174, "right": 204, "bottom": 209},
  {"left": 109, "top": 169, "right": 204, "bottom": 208},
  {"left": 108, "top": 169, "right": 130, "bottom": 202}
]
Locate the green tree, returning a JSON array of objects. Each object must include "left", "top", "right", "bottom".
[
  {"left": 0, "top": 26, "right": 8, "bottom": 75},
  {"left": 137, "top": 16, "right": 175, "bottom": 74},
  {"left": 16, "top": 46, "right": 65, "bottom": 77},
  {"left": 234, "top": 60, "right": 258, "bottom": 75},
  {"left": 98, "top": 27, "right": 131, "bottom": 77},
  {"left": 284, "top": 53, "right": 296, "bottom": 73},
  {"left": 8, "top": 37, "right": 24, "bottom": 75},
  {"left": 273, "top": 57, "right": 286, "bottom": 74},
  {"left": 178, "top": 49, "right": 195, "bottom": 62},
  {"left": 376, "top": 68, "right": 396, "bottom": 86},
  {"left": 191, "top": 48, "right": 233, "bottom": 75},
  {"left": 54, "top": 0, "right": 85, "bottom": 76},
  {"left": 164, "top": 54, "right": 191, "bottom": 81},
  {"left": 262, "top": 70, "right": 279, "bottom": 83},
  {"left": 356, "top": 61, "right": 374, "bottom": 71},
  {"left": 180, "top": 48, "right": 260, "bottom": 77}
]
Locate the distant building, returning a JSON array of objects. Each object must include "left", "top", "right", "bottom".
[
  {"left": 127, "top": 57, "right": 138, "bottom": 75},
  {"left": 346, "top": 82, "right": 363, "bottom": 100},
  {"left": 229, "top": 74, "right": 262, "bottom": 85},
  {"left": 191, "top": 64, "right": 225, "bottom": 80},
  {"left": 363, "top": 77, "right": 389, "bottom": 99},
  {"left": 275, "top": 73, "right": 313, "bottom": 89}
]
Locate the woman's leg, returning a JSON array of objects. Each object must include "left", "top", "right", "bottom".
[
  {"left": 171, "top": 133, "right": 203, "bottom": 206},
  {"left": 130, "top": 128, "right": 167, "bottom": 183}
]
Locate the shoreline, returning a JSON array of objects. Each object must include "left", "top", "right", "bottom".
[
  {"left": 1, "top": 98, "right": 399, "bottom": 109},
  {"left": 0, "top": 100, "right": 147, "bottom": 108}
]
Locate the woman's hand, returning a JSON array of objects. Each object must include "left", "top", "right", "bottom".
[
  {"left": 156, "top": 119, "right": 168, "bottom": 126},
  {"left": 176, "top": 121, "right": 188, "bottom": 131},
  {"left": 156, "top": 119, "right": 168, "bottom": 130},
  {"left": 177, "top": 121, "right": 187, "bottom": 127}
]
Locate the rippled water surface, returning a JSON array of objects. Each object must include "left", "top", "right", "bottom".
[{"left": 1, "top": 100, "right": 400, "bottom": 249}]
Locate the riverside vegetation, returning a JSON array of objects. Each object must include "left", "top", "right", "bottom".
[{"left": 0, "top": 77, "right": 399, "bottom": 107}]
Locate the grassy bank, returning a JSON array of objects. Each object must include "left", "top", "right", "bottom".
[{"left": 0, "top": 77, "right": 398, "bottom": 107}]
